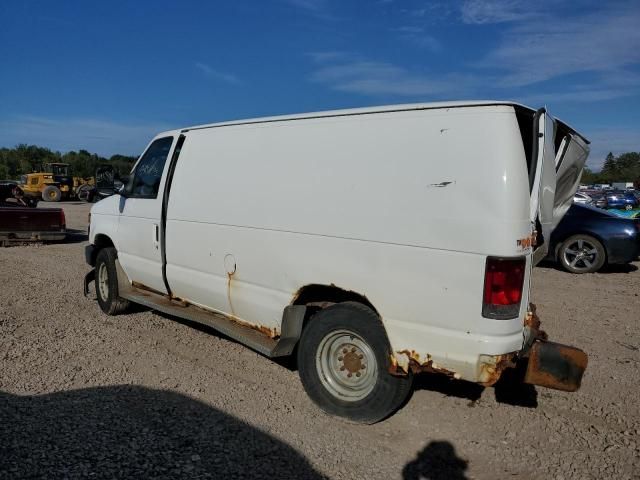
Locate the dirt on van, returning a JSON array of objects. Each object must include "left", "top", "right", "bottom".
[{"left": 0, "top": 201, "right": 638, "bottom": 479}]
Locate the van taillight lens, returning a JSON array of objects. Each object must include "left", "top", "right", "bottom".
[{"left": 482, "top": 257, "right": 525, "bottom": 319}]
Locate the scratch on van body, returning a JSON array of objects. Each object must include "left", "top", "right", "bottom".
[
  {"left": 428, "top": 181, "right": 455, "bottom": 188},
  {"left": 227, "top": 272, "right": 235, "bottom": 316}
]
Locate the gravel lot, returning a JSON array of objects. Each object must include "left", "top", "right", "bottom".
[{"left": 1, "top": 201, "right": 639, "bottom": 479}]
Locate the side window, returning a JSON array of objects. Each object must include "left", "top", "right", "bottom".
[{"left": 130, "top": 137, "right": 173, "bottom": 198}]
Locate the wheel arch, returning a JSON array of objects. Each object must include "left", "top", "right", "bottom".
[
  {"left": 286, "top": 283, "right": 386, "bottom": 350},
  {"left": 89, "top": 234, "right": 116, "bottom": 266},
  {"left": 291, "top": 283, "right": 379, "bottom": 315}
]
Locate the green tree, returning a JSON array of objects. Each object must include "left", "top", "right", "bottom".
[{"left": 600, "top": 152, "right": 617, "bottom": 182}]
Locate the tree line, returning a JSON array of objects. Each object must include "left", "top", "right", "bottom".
[
  {"left": 0, "top": 144, "right": 138, "bottom": 180},
  {"left": 581, "top": 152, "right": 640, "bottom": 186},
  {"left": 2, "top": 143, "right": 638, "bottom": 187}
]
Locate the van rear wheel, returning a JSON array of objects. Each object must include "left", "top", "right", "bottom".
[
  {"left": 95, "top": 247, "right": 130, "bottom": 315},
  {"left": 297, "top": 302, "right": 413, "bottom": 424}
]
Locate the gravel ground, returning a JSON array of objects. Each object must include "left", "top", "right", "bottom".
[{"left": 1, "top": 201, "right": 639, "bottom": 479}]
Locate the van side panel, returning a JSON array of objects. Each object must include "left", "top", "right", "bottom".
[{"left": 165, "top": 106, "right": 532, "bottom": 380}]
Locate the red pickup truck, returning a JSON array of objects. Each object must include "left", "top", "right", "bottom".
[{"left": 1, "top": 181, "right": 66, "bottom": 245}]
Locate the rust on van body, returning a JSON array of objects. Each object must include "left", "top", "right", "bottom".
[
  {"left": 131, "top": 281, "right": 280, "bottom": 339},
  {"left": 389, "top": 350, "right": 460, "bottom": 379},
  {"left": 524, "top": 341, "right": 587, "bottom": 392},
  {"left": 227, "top": 271, "right": 235, "bottom": 316},
  {"left": 477, "top": 353, "right": 517, "bottom": 386}
]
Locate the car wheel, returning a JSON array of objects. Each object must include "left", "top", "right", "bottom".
[
  {"left": 559, "top": 234, "right": 606, "bottom": 274},
  {"left": 42, "top": 185, "right": 62, "bottom": 202},
  {"left": 95, "top": 247, "right": 130, "bottom": 315},
  {"left": 297, "top": 302, "right": 413, "bottom": 424},
  {"left": 625, "top": 204, "right": 633, "bottom": 211}
]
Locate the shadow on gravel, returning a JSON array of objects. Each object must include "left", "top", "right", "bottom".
[
  {"left": 403, "top": 441, "right": 469, "bottom": 480},
  {"left": 493, "top": 364, "right": 538, "bottom": 408},
  {"left": 62, "top": 228, "right": 89, "bottom": 243},
  {"left": 413, "top": 374, "right": 484, "bottom": 402},
  {"left": 0, "top": 386, "right": 326, "bottom": 479},
  {"left": 537, "top": 260, "right": 638, "bottom": 274},
  {"left": 413, "top": 370, "right": 538, "bottom": 409}
]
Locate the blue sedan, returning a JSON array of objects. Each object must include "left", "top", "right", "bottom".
[{"left": 547, "top": 204, "right": 640, "bottom": 273}]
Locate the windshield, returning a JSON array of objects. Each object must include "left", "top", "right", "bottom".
[{"left": 46, "top": 164, "right": 69, "bottom": 176}]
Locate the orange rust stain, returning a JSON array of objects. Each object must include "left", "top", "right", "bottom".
[
  {"left": 517, "top": 231, "right": 537, "bottom": 249},
  {"left": 227, "top": 271, "right": 235, "bottom": 317},
  {"left": 479, "top": 353, "right": 517, "bottom": 386},
  {"left": 524, "top": 341, "right": 587, "bottom": 392},
  {"left": 391, "top": 350, "right": 457, "bottom": 377}
]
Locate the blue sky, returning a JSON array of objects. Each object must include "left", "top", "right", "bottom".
[{"left": 0, "top": 0, "right": 638, "bottom": 169}]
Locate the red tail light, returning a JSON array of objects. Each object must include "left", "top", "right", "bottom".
[
  {"left": 60, "top": 209, "right": 66, "bottom": 230},
  {"left": 482, "top": 257, "right": 526, "bottom": 319}
]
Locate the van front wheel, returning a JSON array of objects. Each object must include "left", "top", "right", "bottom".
[
  {"left": 95, "top": 247, "right": 130, "bottom": 315},
  {"left": 297, "top": 302, "right": 413, "bottom": 424}
]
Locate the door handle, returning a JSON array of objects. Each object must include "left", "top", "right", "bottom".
[{"left": 153, "top": 224, "right": 159, "bottom": 249}]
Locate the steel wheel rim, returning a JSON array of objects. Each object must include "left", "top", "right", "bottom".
[
  {"left": 315, "top": 329, "right": 378, "bottom": 402},
  {"left": 563, "top": 239, "right": 598, "bottom": 272},
  {"left": 97, "top": 263, "right": 109, "bottom": 300}
]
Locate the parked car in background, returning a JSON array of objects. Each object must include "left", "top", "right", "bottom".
[
  {"left": 573, "top": 192, "right": 592, "bottom": 204},
  {"left": 599, "top": 191, "right": 639, "bottom": 210},
  {"left": 0, "top": 180, "right": 38, "bottom": 207},
  {"left": 0, "top": 205, "right": 66, "bottom": 246},
  {"left": 548, "top": 204, "right": 640, "bottom": 273}
]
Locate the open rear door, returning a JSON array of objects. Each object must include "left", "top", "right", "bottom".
[{"left": 530, "top": 111, "right": 590, "bottom": 264}]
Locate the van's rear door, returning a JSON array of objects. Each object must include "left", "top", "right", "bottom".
[{"left": 530, "top": 111, "right": 590, "bottom": 264}]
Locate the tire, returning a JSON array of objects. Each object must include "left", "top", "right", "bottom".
[
  {"left": 95, "top": 247, "right": 130, "bottom": 315},
  {"left": 77, "top": 184, "right": 92, "bottom": 202},
  {"left": 297, "top": 302, "right": 413, "bottom": 424},
  {"left": 42, "top": 185, "right": 62, "bottom": 202},
  {"left": 559, "top": 234, "right": 606, "bottom": 274}
]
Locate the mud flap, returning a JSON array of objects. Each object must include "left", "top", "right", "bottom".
[
  {"left": 83, "top": 269, "right": 95, "bottom": 297},
  {"left": 524, "top": 340, "right": 588, "bottom": 392}
]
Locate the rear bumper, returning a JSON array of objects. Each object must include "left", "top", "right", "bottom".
[
  {"left": 390, "top": 304, "right": 588, "bottom": 393},
  {"left": 0, "top": 230, "right": 66, "bottom": 242},
  {"left": 483, "top": 306, "right": 588, "bottom": 392}
]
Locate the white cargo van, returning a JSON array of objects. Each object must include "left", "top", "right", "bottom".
[{"left": 84, "top": 102, "right": 589, "bottom": 423}]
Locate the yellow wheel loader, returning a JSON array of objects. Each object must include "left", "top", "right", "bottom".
[{"left": 20, "top": 163, "right": 94, "bottom": 202}]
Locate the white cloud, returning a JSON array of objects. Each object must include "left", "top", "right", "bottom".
[
  {"left": 392, "top": 26, "right": 442, "bottom": 52},
  {"left": 460, "top": 0, "right": 538, "bottom": 24},
  {"left": 0, "top": 116, "right": 173, "bottom": 157},
  {"left": 195, "top": 62, "right": 241, "bottom": 85},
  {"left": 480, "top": 4, "right": 640, "bottom": 87},
  {"left": 515, "top": 71, "right": 640, "bottom": 105},
  {"left": 309, "top": 55, "right": 469, "bottom": 96},
  {"left": 400, "top": 2, "right": 456, "bottom": 23}
]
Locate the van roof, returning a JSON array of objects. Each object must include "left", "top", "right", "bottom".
[{"left": 158, "top": 101, "right": 587, "bottom": 142}]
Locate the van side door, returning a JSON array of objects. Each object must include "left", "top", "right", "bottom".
[{"left": 117, "top": 136, "right": 175, "bottom": 293}]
